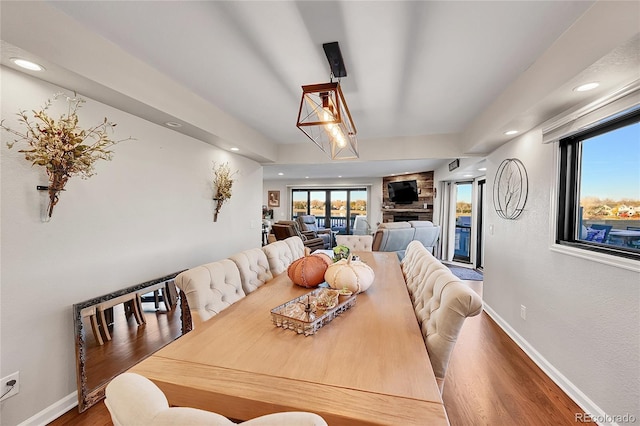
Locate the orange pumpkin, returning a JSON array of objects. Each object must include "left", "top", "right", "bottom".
[
  {"left": 312, "top": 251, "right": 332, "bottom": 266},
  {"left": 287, "top": 249, "right": 330, "bottom": 288}
]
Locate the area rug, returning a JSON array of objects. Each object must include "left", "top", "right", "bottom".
[{"left": 445, "top": 265, "right": 484, "bottom": 281}]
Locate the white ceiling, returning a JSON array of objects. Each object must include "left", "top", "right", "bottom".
[{"left": 1, "top": 1, "right": 639, "bottom": 181}]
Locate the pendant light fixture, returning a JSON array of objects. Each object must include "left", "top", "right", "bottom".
[{"left": 296, "top": 42, "right": 358, "bottom": 160}]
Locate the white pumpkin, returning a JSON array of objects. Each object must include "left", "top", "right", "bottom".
[{"left": 324, "top": 257, "right": 375, "bottom": 294}]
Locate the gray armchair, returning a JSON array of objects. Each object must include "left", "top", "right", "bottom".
[
  {"left": 353, "top": 216, "right": 372, "bottom": 235},
  {"left": 296, "top": 215, "right": 332, "bottom": 249}
]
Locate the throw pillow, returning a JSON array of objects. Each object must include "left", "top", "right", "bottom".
[{"left": 584, "top": 227, "right": 606, "bottom": 243}]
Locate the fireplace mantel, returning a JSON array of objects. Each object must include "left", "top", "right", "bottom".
[
  {"left": 381, "top": 208, "right": 432, "bottom": 213},
  {"left": 382, "top": 208, "right": 433, "bottom": 222}
]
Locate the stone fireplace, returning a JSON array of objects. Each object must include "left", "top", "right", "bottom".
[
  {"left": 381, "top": 171, "right": 434, "bottom": 223},
  {"left": 393, "top": 214, "right": 419, "bottom": 222},
  {"left": 382, "top": 209, "right": 432, "bottom": 223}
]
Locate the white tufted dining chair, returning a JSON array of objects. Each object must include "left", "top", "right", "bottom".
[
  {"left": 335, "top": 235, "right": 373, "bottom": 252},
  {"left": 401, "top": 240, "right": 430, "bottom": 283},
  {"left": 229, "top": 248, "right": 274, "bottom": 294},
  {"left": 261, "top": 240, "right": 296, "bottom": 276},
  {"left": 414, "top": 271, "right": 482, "bottom": 392},
  {"left": 174, "top": 259, "right": 245, "bottom": 328},
  {"left": 105, "top": 372, "right": 328, "bottom": 426},
  {"left": 284, "top": 235, "right": 306, "bottom": 260},
  {"left": 412, "top": 266, "right": 452, "bottom": 313},
  {"left": 406, "top": 254, "right": 450, "bottom": 302}
]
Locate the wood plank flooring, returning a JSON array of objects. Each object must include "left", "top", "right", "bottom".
[
  {"left": 442, "top": 310, "right": 584, "bottom": 425},
  {"left": 50, "top": 280, "right": 584, "bottom": 426}
]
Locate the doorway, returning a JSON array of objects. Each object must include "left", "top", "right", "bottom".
[
  {"left": 476, "top": 179, "right": 486, "bottom": 269},
  {"left": 453, "top": 182, "right": 473, "bottom": 263}
]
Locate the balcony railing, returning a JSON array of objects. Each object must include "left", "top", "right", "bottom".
[
  {"left": 293, "top": 215, "right": 358, "bottom": 234},
  {"left": 454, "top": 216, "right": 471, "bottom": 261}
]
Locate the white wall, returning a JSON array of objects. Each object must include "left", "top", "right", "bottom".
[
  {"left": 482, "top": 130, "right": 639, "bottom": 419},
  {"left": 0, "top": 67, "right": 263, "bottom": 425}
]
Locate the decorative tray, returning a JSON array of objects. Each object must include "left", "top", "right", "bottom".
[{"left": 271, "top": 287, "right": 357, "bottom": 336}]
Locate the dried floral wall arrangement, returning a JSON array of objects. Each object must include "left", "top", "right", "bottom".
[
  {"left": 0, "top": 92, "right": 132, "bottom": 220},
  {"left": 212, "top": 162, "right": 238, "bottom": 222}
]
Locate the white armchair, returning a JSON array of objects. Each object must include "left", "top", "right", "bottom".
[{"left": 105, "top": 372, "right": 328, "bottom": 426}]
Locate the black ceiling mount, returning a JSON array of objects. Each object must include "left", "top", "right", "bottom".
[{"left": 322, "top": 42, "right": 347, "bottom": 78}]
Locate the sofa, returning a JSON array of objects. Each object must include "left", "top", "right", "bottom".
[{"left": 372, "top": 221, "right": 440, "bottom": 259}]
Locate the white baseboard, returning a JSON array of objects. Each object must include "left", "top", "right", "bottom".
[
  {"left": 483, "top": 304, "right": 618, "bottom": 426},
  {"left": 19, "top": 392, "right": 77, "bottom": 426}
]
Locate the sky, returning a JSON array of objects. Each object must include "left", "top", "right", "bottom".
[
  {"left": 581, "top": 121, "right": 640, "bottom": 201},
  {"left": 457, "top": 182, "right": 473, "bottom": 204}
]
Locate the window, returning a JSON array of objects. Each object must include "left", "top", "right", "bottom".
[
  {"left": 291, "top": 188, "right": 367, "bottom": 235},
  {"left": 556, "top": 108, "right": 640, "bottom": 260}
]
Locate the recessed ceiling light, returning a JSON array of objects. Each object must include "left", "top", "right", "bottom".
[
  {"left": 230, "top": 147, "right": 239, "bottom": 151},
  {"left": 10, "top": 58, "right": 44, "bottom": 71},
  {"left": 504, "top": 130, "right": 518, "bottom": 136},
  {"left": 574, "top": 82, "right": 599, "bottom": 92},
  {"left": 305, "top": 176, "right": 309, "bottom": 179},
  {"left": 277, "top": 172, "right": 284, "bottom": 176},
  {"left": 338, "top": 176, "right": 342, "bottom": 178},
  {"left": 165, "top": 121, "right": 182, "bottom": 128},
  {"left": 464, "top": 174, "right": 473, "bottom": 178},
  {"left": 478, "top": 167, "right": 487, "bottom": 171}
]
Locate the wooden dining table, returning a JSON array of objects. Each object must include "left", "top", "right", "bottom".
[{"left": 129, "top": 251, "right": 449, "bottom": 425}]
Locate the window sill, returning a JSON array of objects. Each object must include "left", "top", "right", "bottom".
[{"left": 550, "top": 242, "right": 640, "bottom": 272}]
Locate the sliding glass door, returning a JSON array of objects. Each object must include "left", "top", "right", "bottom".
[
  {"left": 310, "top": 191, "right": 327, "bottom": 222},
  {"left": 292, "top": 188, "right": 367, "bottom": 234},
  {"left": 454, "top": 182, "right": 473, "bottom": 262},
  {"left": 476, "top": 179, "right": 486, "bottom": 269},
  {"left": 292, "top": 191, "right": 308, "bottom": 218}
]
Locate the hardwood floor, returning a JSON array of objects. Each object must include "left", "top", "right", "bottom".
[
  {"left": 50, "top": 280, "right": 584, "bottom": 426},
  {"left": 442, "top": 310, "right": 584, "bottom": 425}
]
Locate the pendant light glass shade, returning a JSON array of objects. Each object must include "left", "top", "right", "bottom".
[{"left": 296, "top": 82, "right": 358, "bottom": 160}]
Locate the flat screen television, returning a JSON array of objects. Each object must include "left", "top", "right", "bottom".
[{"left": 388, "top": 180, "right": 419, "bottom": 204}]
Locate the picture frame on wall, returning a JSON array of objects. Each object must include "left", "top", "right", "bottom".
[{"left": 268, "top": 190, "right": 280, "bottom": 207}]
